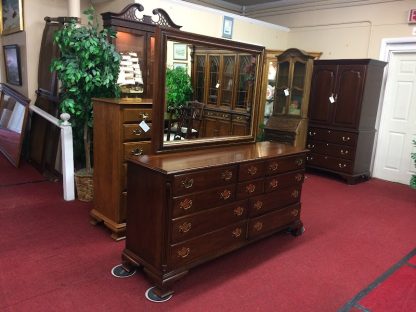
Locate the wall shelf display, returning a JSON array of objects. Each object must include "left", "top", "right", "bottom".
[{"left": 306, "top": 59, "right": 387, "bottom": 184}]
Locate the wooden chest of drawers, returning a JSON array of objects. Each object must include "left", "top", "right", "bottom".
[
  {"left": 91, "top": 98, "right": 153, "bottom": 240},
  {"left": 122, "top": 142, "right": 307, "bottom": 297}
]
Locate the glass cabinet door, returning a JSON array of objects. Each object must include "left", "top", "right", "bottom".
[
  {"left": 235, "top": 55, "right": 253, "bottom": 110},
  {"left": 274, "top": 60, "right": 290, "bottom": 115},
  {"left": 195, "top": 55, "right": 206, "bottom": 102},
  {"left": 208, "top": 55, "right": 220, "bottom": 105},
  {"left": 220, "top": 55, "right": 236, "bottom": 107},
  {"left": 288, "top": 61, "right": 306, "bottom": 116}
]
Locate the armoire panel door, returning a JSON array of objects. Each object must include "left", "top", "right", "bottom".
[
  {"left": 332, "top": 65, "right": 365, "bottom": 129},
  {"left": 308, "top": 65, "right": 337, "bottom": 125}
]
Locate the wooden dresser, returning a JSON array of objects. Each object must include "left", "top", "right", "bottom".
[
  {"left": 306, "top": 59, "right": 387, "bottom": 184},
  {"left": 91, "top": 98, "right": 153, "bottom": 240},
  {"left": 122, "top": 142, "right": 307, "bottom": 297}
]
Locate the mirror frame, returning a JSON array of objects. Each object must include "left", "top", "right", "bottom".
[
  {"left": 0, "top": 83, "right": 31, "bottom": 167},
  {"left": 152, "top": 27, "right": 265, "bottom": 154}
]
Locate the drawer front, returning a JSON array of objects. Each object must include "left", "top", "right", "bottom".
[
  {"left": 307, "top": 153, "right": 354, "bottom": 174},
  {"left": 248, "top": 203, "right": 300, "bottom": 239},
  {"left": 236, "top": 178, "right": 264, "bottom": 200},
  {"left": 168, "top": 221, "right": 246, "bottom": 269},
  {"left": 171, "top": 200, "right": 248, "bottom": 243},
  {"left": 123, "top": 141, "right": 152, "bottom": 161},
  {"left": 172, "top": 166, "right": 237, "bottom": 196},
  {"left": 123, "top": 123, "right": 152, "bottom": 141},
  {"left": 264, "top": 170, "right": 304, "bottom": 193},
  {"left": 172, "top": 185, "right": 236, "bottom": 218},
  {"left": 265, "top": 155, "right": 305, "bottom": 175},
  {"left": 308, "top": 127, "right": 357, "bottom": 147},
  {"left": 307, "top": 141, "right": 355, "bottom": 160},
  {"left": 123, "top": 108, "right": 152, "bottom": 123},
  {"left": 239, "top": 161, "right": 265, "bottom": 181},
  {"left": 248, "top": 185, "right": 301, "bottom": 217}
]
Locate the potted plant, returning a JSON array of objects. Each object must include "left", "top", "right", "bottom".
[
  {"left": 166, "top": 67, "right": 193, "bottom": 117},
  {"left": 51, "top": 7, "right": 121, "bottom": 201}
]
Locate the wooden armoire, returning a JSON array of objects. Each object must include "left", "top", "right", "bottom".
[{"left": 306, "top": 59, "right": 387, "bottom": 184}]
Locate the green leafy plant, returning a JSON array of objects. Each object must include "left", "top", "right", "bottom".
[
  {"left": 411, "top": 140, "right": 416, "bottom": 189},
  {"left": 51, "top": 7, "right": 121, "bottom": 173},
  {"left": 166, "top": 67, "right": 193, "bottom": 116}
]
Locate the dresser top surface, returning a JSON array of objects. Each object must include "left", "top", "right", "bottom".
[{"left": 128, "top": 142, "right": 307, "bottom": 174}]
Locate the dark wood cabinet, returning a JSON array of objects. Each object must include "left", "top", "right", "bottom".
[
  {"left": 306, "top": 59, "right": 387, "bottom": 183},
  {"left": 122, "top": 142, "right": 306, "bottom": 297}
]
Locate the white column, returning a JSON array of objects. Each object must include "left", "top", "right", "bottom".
[
  {"left": 68, "top": 0, "right": 80, "bottom": 18},
  {"left": 60, "top": 113, "right": 75, "bottom": 201}
]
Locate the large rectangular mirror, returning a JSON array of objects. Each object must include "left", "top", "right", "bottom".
[{"left": 151, "top": 27, "right": 265, "bottom": 153}]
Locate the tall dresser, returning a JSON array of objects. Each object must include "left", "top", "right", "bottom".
[
  {"left": 306, "top": 59, "right": 387, "bottom": 184},
  {"left": 122, "top": 142, "right": 307, "bottom": 298},
  {"left": 91, "top": 98, "right": 153, "bottom": 240}
]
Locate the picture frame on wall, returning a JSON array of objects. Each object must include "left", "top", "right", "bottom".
[
  {"left": 1, "top": 0, "right": 24, "bottom": 35},
  {"left": 173, "top": 43, "right": 188, "bottom": 60},
  {"left": 222, "top": 16, "right": 234, "bottom": 39},
  {"left": 173, "top": 62, "right": 188, "bottom": 70},
  {"left": 3, "top": 44, "right": 22, "bottom": 86}
]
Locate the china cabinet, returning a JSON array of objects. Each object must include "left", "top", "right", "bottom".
[
  {"left": 306, "top": 59, "right": 387, "bottom": 184},
  {"left": 264, "top": 49, "right": 315, "bottom": 148}
]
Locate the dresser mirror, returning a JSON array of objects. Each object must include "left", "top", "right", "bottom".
[
  {"left": 0, "top": 84, "right": 30, "bottom": 167},
  {"left": 152, "top": 27, "right": 265, "bottom": 152}
]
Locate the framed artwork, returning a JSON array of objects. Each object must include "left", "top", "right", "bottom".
[
  {"left": 173, "top": 43, "right": 187, "bottom": 60},
  {"left": 173, "top": 62, "right": 187, "bottom": 70},
  {"left": 1, "top": 0, "right": 24, "bottom": 35},
  {"left": 3, "top": 44, "right": 22, "bottom": 86},
  {"left": 222, "top": 16, "right": 234, "bottom": 39}
]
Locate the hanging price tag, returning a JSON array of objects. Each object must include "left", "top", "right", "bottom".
[
  {"left": 139, "top": 120, "right": 150, "bottom": 132},
  {"left": 216, "top": 82, "right": 220, "bottom": 88},
  {"left": 329, "top": 95, "right": 335, "bottom": 103},
  {"left": 284, "top": 88, "right": 290, "bottom": 96}
]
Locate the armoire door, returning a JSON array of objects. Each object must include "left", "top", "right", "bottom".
[
  {"left": 308, "top": 65, "right": 337, "bottom": 125},
  {"left": 332, "top": 65, "right": 366, "bottom": 129}
]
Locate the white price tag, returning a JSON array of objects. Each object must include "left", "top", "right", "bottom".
[
  {"left": 284, "top": 88, "right": 290, "bottom": 96},
  {"left": 216, "top": 82, "right": 220, "bottom": 88},
  {"left": 329, "top": 95, "right": 335, "bottom": 103},
  {"left": 139, "top": 120, "right": 150, "bottom": 132}
]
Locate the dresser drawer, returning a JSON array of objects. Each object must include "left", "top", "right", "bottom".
[
  {"left": 248, "top": 185, "right": 301, "bottom": 217},
  {"left": 248, "top": 203, "right": 300, "bottom": 239},
  {"left": 172, "top": 165, "right": 237, "bottom": 196},
  {"left": 123, "top": 108, "right": 152, "bottom": 123},
  {"left": 264, "top": 170, "right": 304, "bottom": 193},
  {"left": 308, "top": 127, "right": 357, "bottom": 147},
  {"left": 265, "top": 155, "right": 305, "bottom": 175},
  {"left": 123, "top": 123, "right": 152, "bottom": 141},
  {"left": 168, "top": 221, "right": 246, "bottom": 269},
  {"left": 307, "top": 153, "right": 354, "bottom": 174},
  {"left": 171, "top": 200, "right": 248, "bottom": 243},
  {"left": 123, "top": 141, "right": 152, "bottom": 160},
  {"left": 172, "top": 185, "right": 236, "bottom": 218},
  {"left": 239, "top": 161, "right": 265, "bottom": 181},
  {"left": 307, "top": 141, "right": 355, "bottom": 160},
  {"left": 236, "top": 178, "right": 264, "bottom": 199}
]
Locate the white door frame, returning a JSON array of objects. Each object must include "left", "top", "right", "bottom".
[{"left": 371, "top": 37, "right": 416, "bottom": 176}]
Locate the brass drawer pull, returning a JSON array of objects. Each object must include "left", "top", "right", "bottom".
[
  {"left": 130, "top": 148, "right": 143, "bottom": 156},
  {"left": 139, "top": 112, "right": 149, "bottom": 120},
  {"left": 254, "top": 221, "right": 263, "bottom": 232},
  {"left": 291, "top": 209, "right": 299, "bottom": 217},
  {"left": 232, "top": 227, "right": 242, "bottom": 238},
  {"left": 338, "top": 163, "right": 347, "bottom": 168},
  {"left": 221, "top": 170, "right": 233, "bottom": 181},
  {"left": 246, "top": 184, "right": 256, "bottom": 193},
  {"left": 307, "top": 156, "right": 313, "bottom": 161},
  {"left": 342, "top": 136, "right": 351, "bottom": 142},
  {"left": 295, "top": 174, "right": 303, "bottom": 182},
  {"left": 270, "top": 179, "right": 278, "bottom": 189},
  {"left": 234, "top": 206, "right": 244, "bottom": 216},
  {"left": 220, "top": 189, "right": 231, "bottom": 200},
  {"left": 296, "top": 158, "right": 303, "bottom": 166},
  {"left": 269, "top": 162, "right": 278, "bottom": 171},
  {"left": 254, "top": 200, "right": 263, "bottom": 210},
  {"left": 181, "top": 177, "right": 194, "bottom": 189},
  {"left": 180, "top": 198, "right": 193, "bottom": 210},
  {"left": 291, "top": 190, "right": 299, "bottom": 198},
  {"left": 178, "top": 222, "right": 192, "bottom": 233},
  {"left": 307, "top": 144, "right": 315, "bottom": 149},
  {"left": 177, "top": 247, "right": 190, "bottom": 258},
  {"left": 340, "top": 149, "right": 349, "bottom": 155},
  {"left": 247, "top": 165, "right": 258, "bottom": 176},
  {"left": 308, "top": 131, "right": 316, "bottom": 136},
  {"left": 132, "top": 128, "right": 143, "bottom": 136}
]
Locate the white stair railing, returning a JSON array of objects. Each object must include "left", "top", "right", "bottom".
[{"left": 29, "top": 105, "right": 75, "bottom": 201}]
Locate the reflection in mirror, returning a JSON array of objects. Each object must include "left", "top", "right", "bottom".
[
  {"left": 0, "top": 84, "right": 30, "bottom": 167},
  {"left": 156, "top": 30, "right": 264, "bottom": 151}
]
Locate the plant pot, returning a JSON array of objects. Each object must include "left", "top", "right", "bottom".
[{"left": 74, "top": 169, "right": 94, "bottom": 202}]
